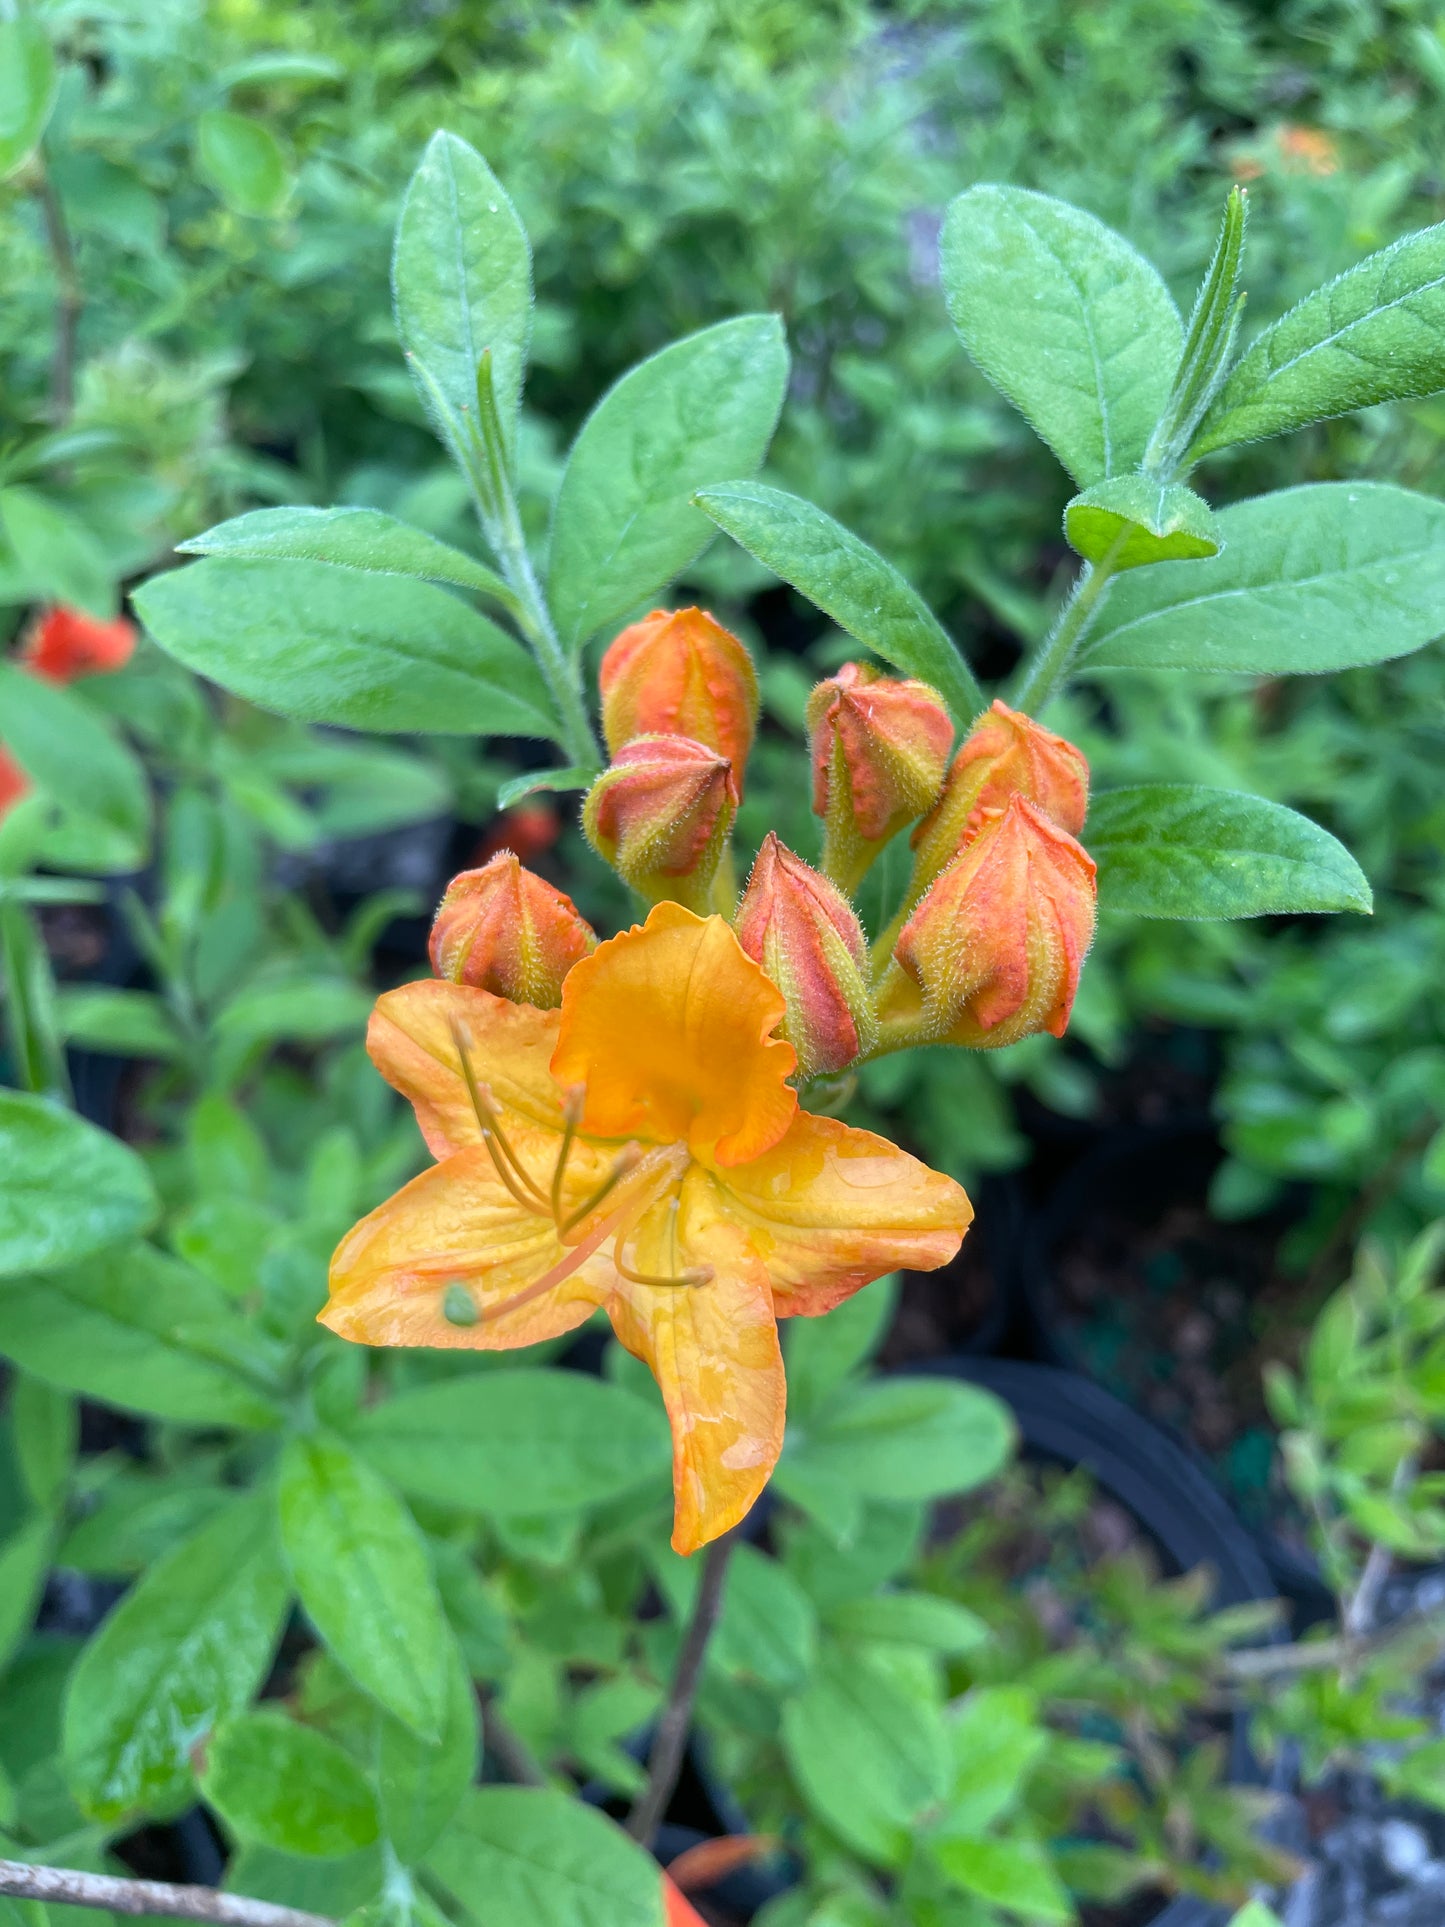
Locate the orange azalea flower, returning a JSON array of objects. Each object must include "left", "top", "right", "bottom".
[
  {"left": 22, "top": 606, "right": 136, "bottom": 683},
  {"left": 324, "top": 902, "right": 970, "bottom": 1552},
  {"left": 662, "top": 1874, "right": 708, "bottom": 1927}
]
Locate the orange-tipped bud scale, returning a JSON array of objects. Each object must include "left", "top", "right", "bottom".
[
  {"left": 909, "top": 699, "right": 1089, "bottom": 905},
  {"left": 886, "top": 796, "right": 1097, "bottom": 1050},
  {"left": 806, "top": 662, "right": 952, "bottom": 895},
  {"left": 735, "top": 834, "right": 877, "bottom": 1081},
  {"left": 430, "top": 853, "right": 596, "bottom": 1008},
  {"left": 599, "top": 607, "right": 759, "bottom": 790},
  {"left": 583, "top": 734, "right": 738, "bottom": 913}
]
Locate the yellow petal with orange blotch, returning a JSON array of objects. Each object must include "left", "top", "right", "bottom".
[
  {"left": 712, "top": 1110, "right": 972, "bottom": 1317},
  {"left": 367, "top": 979, "right": 563, "bottom": 1159},
  {"left": 553, "top": 903, "right": 796, "bottom": 1169},
  {"left": 606, "top": 1184, "right": 784, "bottom": 1554},
  {"left": 324, "top": 1146, "right": 613, "bottom": 1350}
]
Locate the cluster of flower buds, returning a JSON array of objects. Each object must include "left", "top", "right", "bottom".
[
  {"left": 582, "top": 607, "right": 758, "bottom": 913},
  {"left": 425, "top": 603, "right": 1096, "bottom": 1068},
  {"left": 878, "top": 701, "right": 1097, "bottom": 1050}
]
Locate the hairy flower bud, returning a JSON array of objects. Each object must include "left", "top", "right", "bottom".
[
  {"left": 885, "top": 796, "right": 1096, "bottom": 1050},
  {"left": 429, "top": 853, "right": 596, "bottom": 1008},
  {"left": 583, "top": 733, "right": 738, "bottom": 913},
  {"left": 806, "top": 662, "right": 953, "bottom": 895},
  {"left": 909, "top": 699, "right": 1089, "bottom": 906},
  {"left": 599, "top": 607, "right": 759, "bottom": 789},
  {"left": 21, "top": 606, "right": 136, "bottom": 684},
  {"left": 735, "top": 833, "right": 877, "bottom": 1081}
]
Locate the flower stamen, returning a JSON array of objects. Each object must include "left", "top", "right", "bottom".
[
  {"left": 450, "top": 1018, "right": 550, "bottom": 1214},
  {"left": 559, "top": 1145, "right": 643, "bottom": 1236},
  {"left": 550, "top": 1084, "right": 586, "bottom": 1222}
]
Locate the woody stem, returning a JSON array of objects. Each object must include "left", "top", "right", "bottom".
[
  {"left": 0, "top": 1860, "right": 332, "bottom": 1927},
  {"left": 625, "top": 1528, "right": 739, "bottom": 1847}
]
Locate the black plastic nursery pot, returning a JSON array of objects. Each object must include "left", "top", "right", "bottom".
[{"left": 926, "top": 1356, "right": 1290, "bottom": 1927}]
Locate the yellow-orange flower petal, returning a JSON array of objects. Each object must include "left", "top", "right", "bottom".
[
  {"left": 366, "top": 980, "right": 565, "bottom": 1160},
  {"left": 552, "top": 903, "right": 796, "bottom": 1169},
  {"left": 611, "top": 1184, "right": 785, "bottom": 1554},
  {"left": 708, "top": 1110, "right": 972, "bottom": 1316},
  {"left": 323, "top": 1147, "right": 614, "bottom": 1350}
]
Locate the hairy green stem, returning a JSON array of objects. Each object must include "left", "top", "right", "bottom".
[
  {"left": 1007, "top": 533, "right": 1127, "bottom": 715},
  {"left": 491, "top": 490, "right": 601, "bottom": 771}
]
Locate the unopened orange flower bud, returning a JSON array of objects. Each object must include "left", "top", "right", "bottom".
[
  {"left": 886, "top": 796, "right": 1096, "bottom": 1050},
  {"left": 429, "top": 853, "right": 596, "bottom": 1008},
  {"left": 599, "top": 607, "right": 759, "bottom": 789},
  {"left": 21, "top": 606, "right": 136, "bottom": 684},
  {"left": 806, "top": 662, "right": 953, "bottom": 895},
  {"left": 735, "top": 833, "right": 877, "bottom": 1081},
  {"left": 0, "top": 746, "right": 31, "bottom": 822},
  {"left": 583, "top": 733, "right": 738, "bottom": 913},
  {"left": 909, "top": 699, "right": 1089, "bottom": 906}
]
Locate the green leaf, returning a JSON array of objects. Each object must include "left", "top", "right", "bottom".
[
  {"left": 549, "top": 315, "right": 789, "bottom": 650},
  {"left": 1, "top": 898, "right": 66, "bottom": 1097},
  {"left": 0, "top": 1242, "right": 283, "bottom": 1429},
  {"left": 931, "top": 1835, "right": 1073, "bottom": 1924},
  {"left": 11, "top": 1374, "right": 76, "bottom": 1513},
  {"left": 63, "top": 1492, "right": 290, "bottom": 1823},
  {"left": 655, "top": 1542, "right": 817, "bottom": 1692},
  {"left": 791, "top": 1378, "right": 1014, "bottom": 1503},
  {"left": 425, "top": 1787, "right": 665, "bottom": 1927},
  {"left": 0, "top": 665, "right": 150, "bottom": 870},
  {"left": 203, "top": 1710, "right": 381, "bottom": 1857},
  {"left": 55, "top": 987, "right": 185, "bottom": 1060},
  {"left": 784, "top": 1276, "right": 899, "bottom": 1421},
  {"left": 695, "top": 482, "right": 983, "bottom": 723},
  {"left": 1193, "top": 221, "right": 1445, "bottom": 458},
  {"left": 0, "top": 1517, "right": 53, "bottom": 1676},
  {"left": 0, "top": 487, "right": 114, "bottom": 617},
  {"left": 1087, "top": 786, "right": 1372, "bottom": 919},
  {"left": 226, "top": 1845, "right": 385, "bottom": 1920},
  {"left": 134, "top": 558, "right": 556, "bottom": 738},
  {"left": 827, "top": 1592, "right": 988, "bottom": 1656},
  {"left": 376, "top": 1635, "right": 478, "bottom": 1865},
  {"left": 494, "top": 767, "right": 595, "bottom": 811},
  {"left": 393, "top": 131, "right": 531, "bottom": 471},
  {"left": 1064, "top": 476, "right": 1220, "bottom": 569},
  {"left": 350, "top": 1369, "right": 670, "bottom": 1519},
  {"left": 782, "top": 1646, "right": 949, "bottom": 1865},
  {"left": 195, "top": 111, "right": 290, "bottom": 218},
  {"left": 0, "top": 1092, "right": 156, "bottom": 1277},
  {"left": 940, "top": 185, "right": 1181, "bottom": 486},
  {"left": 180, "top": 509, "right": 517, "bottom": 613},
  {"left": 278, "top": 1433, "right": 449, "bottom": 1741},
  {"left": 1083, "top": 483, "right": 1445, "bottom": 674},
  {"left": 946, "top": 1687, "right": 1046, "bottom": 1832},
  {"left": 0, "top": 20, "right": 58, "bottom": 180},
  {"left": 1148, "top": 185, "right": 1248, "bottom": 470}
]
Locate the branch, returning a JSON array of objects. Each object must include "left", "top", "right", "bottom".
[
  {"left": 33, "top": 161, "right": 81, "bottom": 422},
  {"left": 0, "top": 1861, "right": 334, "bottom": 1927},
  {"left": 626, "top": 1528, "right": 738, "bottom": 1846},
  {"left": 481, "top": 1695, "right": 549, "bottom": 1788}
]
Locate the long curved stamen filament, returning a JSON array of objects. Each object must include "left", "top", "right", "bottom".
[
  {"left": 615, "top": 1194, "right": 714, "bottom": 1289},
  {"left": 560, "top": 1145, "right": 642, "bottom": 1235},
  {"left": 551, "top": 1085, "right": 585, "bottom": 1222},
  {"left": 450, "top": 1019, "right": 549, "bottom": 1213},
  {"left": 481, "top": 1158, "right": 664, "bottom": 1324}
]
